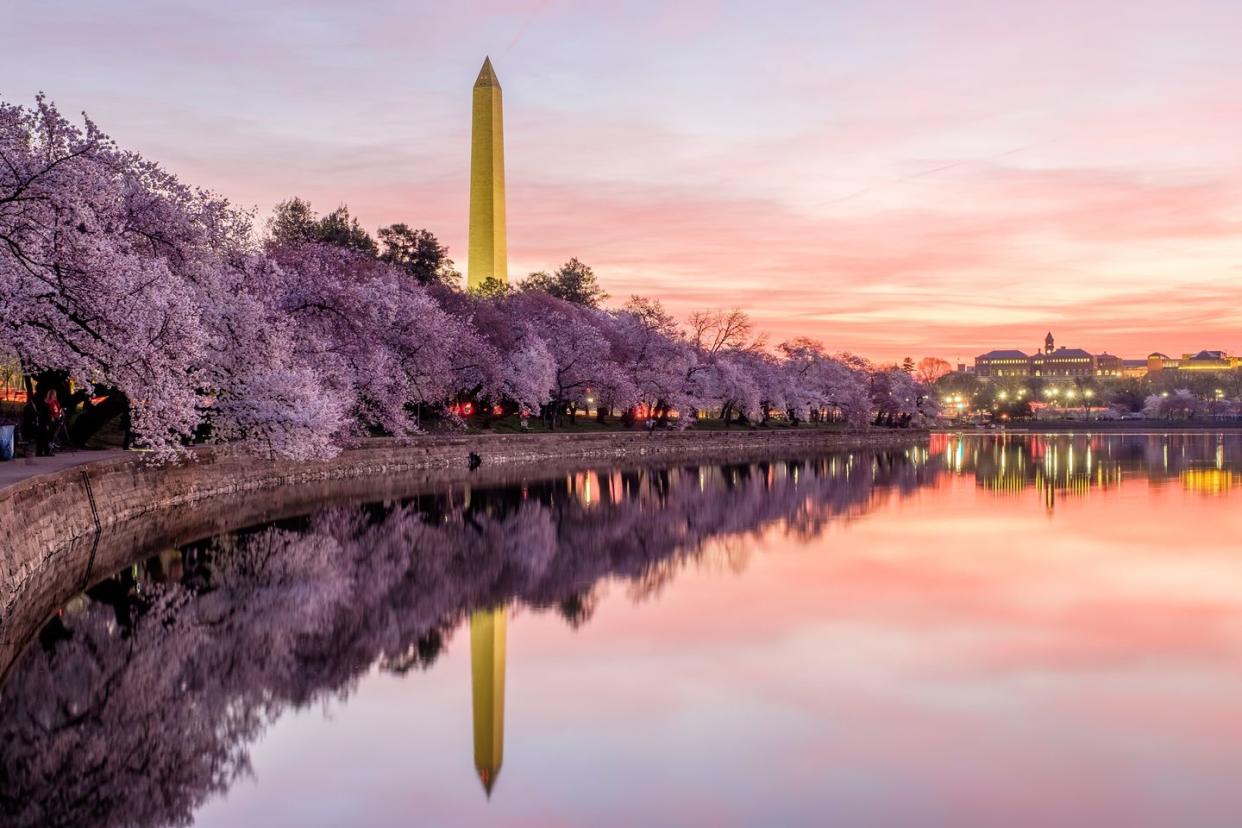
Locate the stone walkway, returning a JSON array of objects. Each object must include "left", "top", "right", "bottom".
[{"left": 0, "top": 449, "right": 133, "bottom": 490}]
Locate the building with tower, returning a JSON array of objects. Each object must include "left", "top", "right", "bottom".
[
  {"left": 974, "top": 334, "right": 1241, "bottom": 382},
  {"left": 972, "top": 333, "right": 1105, "bottom": 380}
]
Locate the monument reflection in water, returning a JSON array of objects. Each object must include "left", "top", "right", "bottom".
[{"left": 3, "top": 433, "right": 1242, "bottom": 827}]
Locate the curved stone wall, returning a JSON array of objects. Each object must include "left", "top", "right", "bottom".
[{"left": 0, "top": 429, "right": 924, "bottom": 676}]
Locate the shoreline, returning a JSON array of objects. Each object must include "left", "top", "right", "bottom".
[
  {"left": 0, "top": 428, "right": 927, "bottom": 672},
  {"left": 942, "top": 421, "right": 1242, "bottom": 433}
]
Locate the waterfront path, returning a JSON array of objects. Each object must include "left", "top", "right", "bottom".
[{"left": 0, "top": 449, "right": 132, "bottom": 490}]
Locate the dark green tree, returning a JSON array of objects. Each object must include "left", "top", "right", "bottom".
[
  {"left": 266, "top": 197, "right": 318, "bottom": 245},
  {"left": 378, "top": 224, "right": 460, "bottom": 286},
  {"left": 470, "top": 276, "right": 512, "bottom": 300},
  {"left": 521, "top": 258, "right": 608, "bottom": 307},
  {"left": 316, "top": 205, "right": 378, "bottom": 256},
  {"left": 266, "top": 198, "right": 377, "bottom": 256}
]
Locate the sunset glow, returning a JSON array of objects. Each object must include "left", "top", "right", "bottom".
[{"left": 7, "top": 0, "right": 1238, "bottom": 360}]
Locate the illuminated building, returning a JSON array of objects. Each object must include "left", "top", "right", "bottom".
[
  {"left": 467, "top": 57, "right": 508, "bottom": 290},
  {"left": 1094, "top": 352, "right": 1124, "bottom": 378},
  {"left": 1031, "top": 347, "right": 1094, "bottom": 378},
  {"left": 965, "top": 331, "right": 1242, "bottom": 382},
  {"left": 471, "top": 607, "right": 506, "bottom": 796},
  {"left": 974, "top": 349, "right": 1030, "bottom": 379},
  {"left": 1147, "top": 352, "right": 1178, "bottom": 372},
  {"left": 973, "top": 333, "right": 1242, "bottom": 383},
  {"left": 1147, "top": 350, "right": 1242, "bottom": 374}
]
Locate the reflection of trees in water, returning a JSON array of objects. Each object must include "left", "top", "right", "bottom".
[{"left": 0, "top": 449, "right": 936, "bottom": 828}]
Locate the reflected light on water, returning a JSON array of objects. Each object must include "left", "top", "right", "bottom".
[{"left": 3, "top": 433, "right": 1242, "bottom": 827}]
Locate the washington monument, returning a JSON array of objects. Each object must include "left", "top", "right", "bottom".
[{"left": 467, "top": 57, "right": 508, "bottom": 289}]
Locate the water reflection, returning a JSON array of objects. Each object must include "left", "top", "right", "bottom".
[
  {"left": 933, "top": 432, "right": 1242, "bottom": 507},
  {"left": 0, "top": 450, "right": 935, "bottom": 828},
  {"left": 3, "top": 434, "right": 1242, "bottom": 827},
  {"left": 471, "top": 607, "right": 506, "bottom": 796}
]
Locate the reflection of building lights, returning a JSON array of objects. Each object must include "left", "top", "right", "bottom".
[{"left": 1182, "top": 469, "right": 1238, "bottom": 495}]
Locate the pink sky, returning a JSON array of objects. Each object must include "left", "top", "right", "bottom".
[{"left": 4, "top": 0, "right": 1241, "bottom": 361}]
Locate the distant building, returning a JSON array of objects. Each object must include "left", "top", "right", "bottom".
[
  {"left": 1031, "top": 346, "right": 1095, "bottom": 379},
  {"left": 1095, "top": 353, "right": 1124, "bottom": 378},
  {"left": 1179, "top": 350, "right": 1242, "bottom": 372},
  {"left": 1147, "top": 352, "right": 1178, "bottom": 373},
  {"left": 1148, "top": 350, "right": 1242, "bottom": 373},
  {"left": 973, "top": 333, "right": 1240, "bottom": 382},
  {"left": 974, "top": 350, "right": 1030, "bottom": 379}
]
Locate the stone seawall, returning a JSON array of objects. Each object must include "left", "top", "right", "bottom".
[{"left": 0, "top": 428, "right": 924, "bottom": 670}]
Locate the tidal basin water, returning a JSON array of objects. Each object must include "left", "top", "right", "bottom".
[{"left": 4, "top": 433, "right": 1242, "bottom": 827}]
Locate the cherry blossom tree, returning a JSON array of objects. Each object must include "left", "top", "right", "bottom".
[
  {"left": 0, "top": 97, "right": 225, "bottom": 453},
  {"left": 2, "top": 94, "right": 932, "bottom": 455},
  {"left": 869, "top": 365, "right": 938, "bottom": 426},
  {"left": 778, "top": 338, "right": 873, "bottom": 426},
  {"left": 611, "top": 297, "right": 696, "bottom": 418},
  {"left": 1143, "top": 389, "right": 1204, "bottom": 420},
  {"left": 265, "top": 242, "right": 481, "bottom": 437}
]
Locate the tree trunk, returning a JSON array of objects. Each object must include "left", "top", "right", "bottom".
[{"left": 68, "top": 389, "right": 129, "bottom": 447}]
